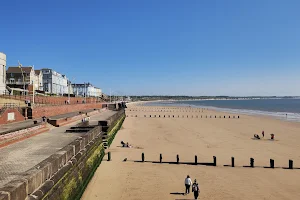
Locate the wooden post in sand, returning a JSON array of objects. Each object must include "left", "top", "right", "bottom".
[
  {"left": 176, "top": 154, "right": 179, "bottom": 164},
  {"left": 231, "top": 157, "right": 235, "bottom": 167},
  {"left": 160, "top": 154, "right": 162, "bottom": 163},
  {"left": 250, "top": 158, "right": 254, "bottom": 167},
  {"left": 142, "top": 153, "right": 145, "bottom": 162},
  {"left": 270, "top": 159, "right": 274, "bottom": 168},
  {"left": 108, "top": 152, "right": 111, "bottom": 161},
  {"left": 213, "top": 156, "right": 217, "bottom": 166},
  {"left": 195, "top": 155, "right": 198, "bottom": 164},
  {"left": 289, "top": 160, "right": 293, "bottom": 169}
]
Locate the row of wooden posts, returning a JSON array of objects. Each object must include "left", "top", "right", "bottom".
[
  {"left": 128, "top": 110, "right": 205, "bottom": 112},
  {"left": 126, "top": 114, "right": 240, "bottom": 119},
  {"left": 136, "top": 153, "right": 296, "bottom": 169},
  {"left": 130, "top": 108, "right": 208, "bottom": 110}
]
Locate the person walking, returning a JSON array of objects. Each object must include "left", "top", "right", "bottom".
[
  {"left": 192, "top": 179, "right": 200, "bottom": 199},
  {"left": 184, "top": 175, "right": 192, "bottom": 195}
]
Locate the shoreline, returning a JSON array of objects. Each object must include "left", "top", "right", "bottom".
[{"left": 141, "top": 100, "right": 300, "bottom": 123}]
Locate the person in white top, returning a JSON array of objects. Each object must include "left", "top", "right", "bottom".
[{"left": 185, "top": 175, "right": 192, "bottom": 194}]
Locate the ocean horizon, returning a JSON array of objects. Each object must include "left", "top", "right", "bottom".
[{"left": 144, "top": 99, "right": 300, "bottom": 122}]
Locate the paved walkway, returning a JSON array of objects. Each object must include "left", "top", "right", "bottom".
[
  {"left": 0, "top": 110, "right": 117, "bottom": 187},
  {"left": 0, "top": 109, "right": 100, "bottom": 135},
  {"left": 48, "top": 109, "right": 96, "bottom": 120}
]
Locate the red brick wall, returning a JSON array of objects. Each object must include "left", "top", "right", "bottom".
[
  {"left": 0, "top": 108, "right": 25, "bottom": 124},
  {"left": 0, "top": 95, "right": 102, "bottom": 105},
  {"left": 32, "top": 103, "right": 103, "bottom": 119}
]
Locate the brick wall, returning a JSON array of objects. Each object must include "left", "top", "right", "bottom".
[
  {"left": 0, "top": 95, "right": 103, "bottom": 105},
  {"left": 0, "top": 108, "right": 25, "bottom": 124},
  {"left": 32, "top": 103, "right": 103, "bottom": 119}
]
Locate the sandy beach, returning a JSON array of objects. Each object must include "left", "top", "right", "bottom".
[{"left": 81, "top": 104, "right": 300, "bottom": 200}]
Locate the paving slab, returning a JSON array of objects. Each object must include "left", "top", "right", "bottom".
[{"left": 0, "top": 110, "right": 117, "bottom": 187}]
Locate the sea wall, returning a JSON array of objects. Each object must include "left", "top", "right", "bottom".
[
  {"left": 31, "top": 103, "right": 103, "bottom": 119},
  {"left": 0, "top": 109, "right": 125, "bottom": 200}
]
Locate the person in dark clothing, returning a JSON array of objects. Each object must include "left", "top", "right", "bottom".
[
  {"left": 192, "top": 179, "right": 200, "bottom": 199},
  {"left": 254, "top": 134, "right": 260, "bottom": 139},
  {"left": 262, "top": 131, "right": 264, "bottom": 137},
  {"left": 121, "top": 141, "right": 125, "bottom": 147}
]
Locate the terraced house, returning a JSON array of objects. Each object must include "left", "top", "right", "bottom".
[
  {"left": 6, "top": 66, "right": 38, "bottom": 95},
  {"left": 41, "top": 68, "right": 68, "bottom": 95}
]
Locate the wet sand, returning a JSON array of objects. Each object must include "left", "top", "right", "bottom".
[{"left": 81, "top": 104, "right": 300, "bottom": 200}]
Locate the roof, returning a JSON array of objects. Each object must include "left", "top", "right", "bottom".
[
  {"left": 35, "top": 70, "right": 41, "bottom": 75},
  {"left": 7, "top": 67, "right": 33, "bottom": 74}
]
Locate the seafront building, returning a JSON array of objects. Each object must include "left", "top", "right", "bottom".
[
  {"left": 6, "top": 66, "right": 39, "bottom": 95},
  {"left": 41, "top": 68, "right": 68, "bottom": 95},
  {"left": 34, "top": 70, "right": 43, "bottom": 91},
  {"left": 72, "top": 83, "right": 102, "bottom": 97},
  {"left": 2, "top": 52, "right": 103, "bottom": 97},
  {"left": 0, "top": 52, "right": 6, "bottom": 94}
]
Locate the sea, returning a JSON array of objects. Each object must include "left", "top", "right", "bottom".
[{"left": 144, "top": 99, "right": 300, "bottom": 122}]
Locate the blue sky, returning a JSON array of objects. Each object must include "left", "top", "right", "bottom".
[{"left": 1, "top": 0, "right": 300, "bottom": 96}]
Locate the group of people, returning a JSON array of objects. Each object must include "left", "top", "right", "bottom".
[
  {"left": 254, "top": 131, "right": 275, "bottom": 140},
  {"left": 185, "top": 175, "right": 200, "bottom": 199},
  {"left": 121, "top": 141, "right": 132, "bottom": 148}
]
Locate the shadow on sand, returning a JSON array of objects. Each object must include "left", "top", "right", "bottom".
[{"left": 170, "top": 192, "right": 185, "bottom": 195}]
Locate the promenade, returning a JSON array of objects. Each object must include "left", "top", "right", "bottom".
[{"left": 0, "top": 109, "right": 116, "bottom": 187}]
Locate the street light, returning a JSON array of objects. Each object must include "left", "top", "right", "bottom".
[
  {"left": 18, "top": 61, "right": 25, "bottom": 96},
  {"left": 68, "top": 77, "right": 75, "bottom": 103},
  {"left": 84, "top": 82, "right": 87, "bottom": 103}
]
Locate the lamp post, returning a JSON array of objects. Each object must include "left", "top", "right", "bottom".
[
  {"left": 32, "top": 65, "right": 35, "bottom": 106},
  {"left": 84, "top": 82, "right": 87, "bottom": 103},
  {"left": 68, "top": 78, "right": 75, "bottom": 103},
  {"left": 110, "top": 88, "right": 111, "bottom": 103},
  {"left": 32, "top": 80, "right": 35, "bottom": 106},
  {"left": 18, "top": 61, "right": 25, "bottom": 96}
]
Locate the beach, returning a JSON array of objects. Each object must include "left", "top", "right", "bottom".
[{"left": 81, "top": 103, "right": 300, "bottom": 200}]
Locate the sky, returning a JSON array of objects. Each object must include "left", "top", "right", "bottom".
[{"left": 1, "top": 0, "right": 300, "bottom": 96}]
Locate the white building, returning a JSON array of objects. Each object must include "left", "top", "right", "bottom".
[
  {"left": 72, "top": 83, "right": 102, "bottom": 97},
  {"left": 41, "top": 68, "right": 68, "bottom": 95},
  {"left": 0, "top": 52, "right": 6, "bottom": 94}
]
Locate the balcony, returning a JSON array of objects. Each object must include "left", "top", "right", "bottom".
[{"left": 6, "top": 80, "right": 31, "bottom": 85}]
